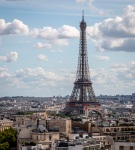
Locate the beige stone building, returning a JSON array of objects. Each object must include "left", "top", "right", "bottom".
[
  {"left": 71, "top": 121, "right": 113, "bottom": 149},
  {"left": 17, "top": 125, "right": 60, "bottom": 150},
  {"left": 71, "top": 121, "right": 135, "bottom": 149},
  {"left": 72, "top": 121, "right": 92, "bottom": 133},
  {"left": 16, "top": 115, "right": 135, "bottom": 150},
  {"left": 46, "top": 118, "right": 72, "bottom": 137},
  {"left": 17, "top": 118, "right": 72, "bottom": 150},
  {"left": 0, "top": 118, "right": 13, "bottom": 131},
  {"left": 15, "top": 112, "right": 48, "bottom": 126},
  {"left": 92, "top": 125, "right": 135, "bottom": 142},
  {"left": 113, "top": 142, "right": 135, "bottom": 150}
]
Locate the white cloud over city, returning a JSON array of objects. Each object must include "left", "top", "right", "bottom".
[
  {"left": 87, "top": 5, "right": 135, "bottom": 52},
  {"left": 91, "top": 61, "right": 135, "bottom": 93},
  {"left": 0, "top": 60, "right": 135, "bottom": 95}
]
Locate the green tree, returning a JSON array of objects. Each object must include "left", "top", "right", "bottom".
[
  {"left": 0, "top": 142, "right": 9, "bottom": 150},
  {"left": 0, "top": 134, "right": 4, "bottom": 143},
  {"left": 0, "top": 128, "right": 17, "bottom": 148}
]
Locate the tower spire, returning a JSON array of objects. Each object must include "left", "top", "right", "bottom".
[{"left": 82, "top": 10, "right": 84, "bottom": 21}]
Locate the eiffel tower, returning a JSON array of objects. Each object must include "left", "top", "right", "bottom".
[{"left": 65, "top": 11, "right": 102, "bottom": 117}]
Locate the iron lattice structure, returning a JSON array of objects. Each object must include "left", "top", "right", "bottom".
[
  {"left": 65, "top": 12, "right": 101, "bottom": 115},
  {"left": 70, "top": 15, "right": 96, "bottom": 102}
]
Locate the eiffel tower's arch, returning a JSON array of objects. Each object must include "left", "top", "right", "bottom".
[{"left": 84, "top": 107, "right": 103, "bottom": 120}]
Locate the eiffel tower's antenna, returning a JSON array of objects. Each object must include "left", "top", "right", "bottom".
[{"left": 82, "top": 10, "right": 84, "bottom": 21}]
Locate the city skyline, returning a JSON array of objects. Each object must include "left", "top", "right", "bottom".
[{"left": 0, "top": 0, "right": 135, "bottom": 97}]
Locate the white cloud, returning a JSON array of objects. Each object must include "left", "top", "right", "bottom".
[
  {"left": 6, "top": 52, "right": 18, "bottom": 62},
  {"left": 58, "top": 25, "right": 79, "bottom": 38},
  {"left": 0, "top": 51, "right": 18, "bottom": 62},
  {"left": 89, "top": 61, "right": 135, "bottom": 94},
  {"left": 111, "top": 61, "right": 135, "bottom": 73},
  {"left": 37, "top": 54, "right": 48, "bottom": 61},
  {"left": 34, "top": 42, "right": 52, "bottom": 49},
  {"left": 90, "top": 68, "right": 107, "bottom": 84},
  {"left": 87, "top": 5, "right": 135, "bottom": 52},
  {"left": 0, "top": 61, "right": 134, "bottom": 96},
  {"left": 97, "top": 38, "right": 135, "bottom": 52},
  {"left": 123, "top": 5, "right": 135, "bottom": 16},
  {"left": 32, "top": 26, "right": 57, "bottom": 39},
  {"left": 34, "top": 42, "right": 64, "bottom": 52},
  {"left": 93, "top": 55, "right": 110, "bottom": 61},
  {"left": 0, "top": 56, "right": 7, "bottom": 61},
  {"left": 76, "top": 0, "right": 110, "bottom": 15},
  {"left": 32, "top": 25, "right": 79, "bottom": 39},
  {"left": 0, "top": 67, "right": 11, "bottom": 77},
  {"left": 0, "top": 67, "right": 61, "bottom": 94},
  {"left": 32, "top": 25, "right": 79, "bottom": 48},
  {"left": 34, "top": 39, "right": 69, "bottom": 49},
  {"left": 15, "top": 67, "right": 58, "bottom": 81},
  {"left": 111, "top": 61, "right": 135, "bottom": 84},
  {"left": 51, "top": 39, "right": 69, "bottom": 46},
  {"left": 50, "top": 49, "right": 63, "bottom": 53},
  {"left": 0, "top": 19, "right": 29, "bottom": 35}
]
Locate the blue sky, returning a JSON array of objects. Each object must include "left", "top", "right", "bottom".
[{"left": 0, "top": 0, "right": 135, "bottom": 97}]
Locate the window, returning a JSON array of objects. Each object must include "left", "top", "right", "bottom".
[
  {"left": 119, "top": 146, "right": 124, "bottom": 150},
  {"left": 49, "top": 135, "right": 51, "bottom": 141},
  {"left": 106, "top": 129, "right": 109, "bottom": 132},
  {"left": 49, "top": 144, "right": 51, "bottom": 148}
]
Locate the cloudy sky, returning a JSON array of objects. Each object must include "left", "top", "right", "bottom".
[{"left": 0, "top": 0, "right": 135, "bottom": 97}]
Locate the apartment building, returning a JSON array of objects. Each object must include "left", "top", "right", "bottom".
[{"left": 0, "top": 118, "right": 13, "bottom": 131}]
